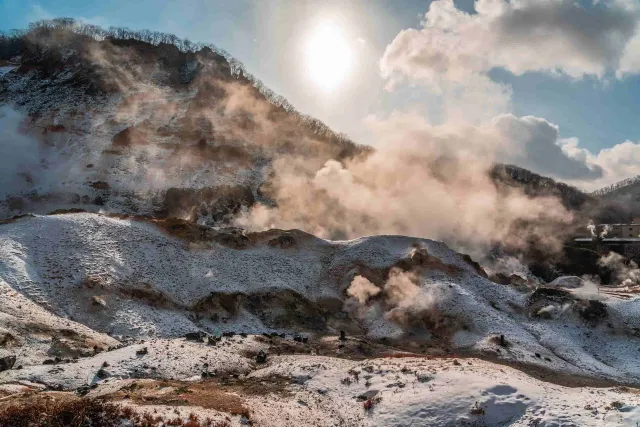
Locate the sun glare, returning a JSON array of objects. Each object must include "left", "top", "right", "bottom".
[{"left": 305, "top": 22, "right": 353, "bottom": 91}]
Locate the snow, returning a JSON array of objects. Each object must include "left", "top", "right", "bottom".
[
  {"left": 0, "top": 213, "right": 639, "bottom": 385},
  {"left": 245, "top": 355, "right": 640, "bottom": 426},
  {"left": 1, "top": 213, "right": 640, "bottom": 425},
  {"left": 0, "top": 66, "right": 15, "bottom": 78}
]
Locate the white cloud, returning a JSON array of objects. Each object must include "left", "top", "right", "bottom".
[
  {"left": 376, "top": 0, "right": 640, "bottom": 189},
  {"left": 368, "top": 111, "right": 640, "bottom": 191},
  {"left": 492, "top": 114, "right": 604, "bottom": 180},
  {"left": 381, "top": 0, "right": 640, "bottom": 86}
]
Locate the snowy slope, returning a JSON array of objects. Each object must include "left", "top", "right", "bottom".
[{"left": 1, "top": 212, "right": 640, "bottom": 388}]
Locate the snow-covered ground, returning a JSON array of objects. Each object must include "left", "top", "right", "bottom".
[
  {"left": 2, "top": 342, "right": 639, "bottom": 426},
  {"left": 2, "top": 212, "right": 640, "bottom": 425},
  {"left": 0, "top": 66, "right": 16, "bottom": 78}
]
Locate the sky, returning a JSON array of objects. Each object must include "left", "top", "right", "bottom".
[{"left": 2, "top": 0, "right": 640, "bottom": 191}]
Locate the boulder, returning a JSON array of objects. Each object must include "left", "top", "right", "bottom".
[
  {"left": 548, "top": 276, "right": 584, "bottom": 289},
  {"left": 184, "top": 331, "right": 206, "bottom": 342},
  {"left": 256, "top": 350, "right": 267, "bottom": 364},
  {"left": 0, "top": 355, "right": 16, "bottom": 372}
]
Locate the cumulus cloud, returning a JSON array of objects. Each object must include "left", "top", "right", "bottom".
[
  {"left": 493, "top": 114, "right": 603, "bottom": 180},
  {"left": 381, "top": 0, "right": 640, "bottom": 85},
  {"left": 377, "top": 0, "right": 640, "bottom": 190}
]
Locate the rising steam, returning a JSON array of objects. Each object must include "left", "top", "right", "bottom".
[
  {"left": 235, "top": 113, "right": 574, "bottom": 256},
  {"left": 3, "top": 25, "right": 576, "bottom": 262},
  {"left": 344, "top": 267, "right": 451, "bottom": 336}
]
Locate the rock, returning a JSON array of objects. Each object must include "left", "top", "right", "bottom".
[
  {"left": 136, "top": 347, "right": 148, "bottom": 356},
  {"left": 184, "top": 331, "right": 206, "bottom": 342},
  {"left": 76, "top": 385, "right": 91, "bottom": 396},
  {"left": 547, "top": 276, "right": 584, "bottom": 289},
  {"left": 576, "top": 299, "right": 608, "bottom": 323},
  {"left": 267, "top": 234, "right": 296, "bottom": 249},
  {"left": 291, "top": 375, "right": 311, "bottom": 385},
  {"left": 96, "top": 368, "right": 109, "bottom": 379},
  {"left": 223, "top": 331, "right": 235, "bottom": 338},
  {"left": 43, "top": 359, "right": 56, "bottom": 365},
  {"left": 528, "top": 287, "right": 572, "bottom": 305},
  {"left": 212, "top": 229, "right": 250, "bottom": 250},
  {"left": 48, "top": 336, "right": 94, "bottom": 359},
  {"left": 0, "top": 333, "right": 18, "bottom": 348},
  {"left": 256, "top": 350, "right": 268, "bottom": 364},
  {"left": 340, "top": 331, "right": 346, "bottom": 341},
  {"left": 0, "top": 355, "right": 16, "bottom": 372},
  {"left": 91, "top": 296, "right": 107, "bottom": 307},
  {"left": 207, "top": 337, "right": 217, "bottom": 346},
  {"left": 357, "top": 390, "right": 379, "bottom": 401}
]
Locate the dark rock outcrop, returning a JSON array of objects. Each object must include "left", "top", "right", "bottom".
[{"left": 0, "top": 355, "right": 16, "bottom": 372}]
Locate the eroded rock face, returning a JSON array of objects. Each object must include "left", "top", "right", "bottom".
[
  {"left": 527, "top": 287, "right": 608, "bottom": 324},
  {"left": 575, "top": 299, "right": 608, "bottom": 323},
  {"left": 191, "top": 290, "right": 340, "bottom": 331},
  {"left": 267, "top": 233, "right": 296, "bottom": 249},
  {"left": 47, "top": 336, "right": 95, "bottom": 359},
  {"left": 161, "top": 186, "right": 255, "bottom": 222},
  {"left": 0, "top": 332, "right": 18, "bottom": 348}
]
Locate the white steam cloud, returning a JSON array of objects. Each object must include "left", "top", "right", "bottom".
[
  {"left": 598, "top": 251, "right": 640, "bottom": 287},
  {"left": 0, "top": 106, "right": 42, "bottom": 198},
  {"left": 346, "top": 275, "right": 381, "bottom": 305},
  {"left": 344, "top": 267, "right": 451, "bottom": 335},
  {"left": 235, "top": 112, "right": 574, "bottom": 255}
]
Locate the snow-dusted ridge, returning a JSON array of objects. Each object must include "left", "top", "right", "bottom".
[{"left": 1, "top": 212, "right": 640, "bottom": 387}]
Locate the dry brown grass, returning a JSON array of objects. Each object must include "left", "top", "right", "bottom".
[
  {"left": 0, "top": 395, "right": 231, "bottom": 427},
  {"left": 106, "top": 380, "right": 251, "bottom": 418}
]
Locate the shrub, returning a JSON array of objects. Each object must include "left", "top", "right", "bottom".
[{"left": 0, "top": 397, "right": 229, "bottom": 426}]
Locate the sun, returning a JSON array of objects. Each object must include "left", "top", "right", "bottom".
[{"left": 305, "top": 22, "right": 353, "bottom": 91}]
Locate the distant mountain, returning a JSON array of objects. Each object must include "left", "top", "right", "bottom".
[
  {"left": 490, "top": 164, "right": 592, "bottom": 211},
  {"left": 592, "top": 175, "right": 640, "bottom": 197},
  {"left": 591, "top": 176, "right": 640, "bottom": 218}
]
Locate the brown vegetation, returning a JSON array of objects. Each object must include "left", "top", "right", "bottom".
[
  {"left": 0, "top": 396, "right": 229, "bottom": 426},
  {"left": 105, "top": 380, "right": 251, "bottom": 419}
]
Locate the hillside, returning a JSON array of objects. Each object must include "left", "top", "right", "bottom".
[
  {"left": 0, "top": 212, "right": 639, "bottom": 425},
  {"left": 592, "top": 175, "right": 640, "bottom": 218},
  {"left": 0, "top": 20, "right": 366, "bottom": 222}
]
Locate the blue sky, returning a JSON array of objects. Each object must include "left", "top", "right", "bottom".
[{"left": 2, "top": 0, "right": 640, "bottom": 188}]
